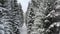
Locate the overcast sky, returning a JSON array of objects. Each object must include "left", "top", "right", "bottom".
[{"left": 17, "top": 0, "right": 31, "bottom": 13}]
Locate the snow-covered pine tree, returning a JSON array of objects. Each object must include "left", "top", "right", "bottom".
[
  {"left": 0, "top": 0, "right": 12, "bottom": 34},
  {"left": 0, "top": 0, "right": 24, "bottom": 34},
  {"left": 10, "top": 0, "right": 24, "bottom": 34},
  {"left": 44, "top": 0, "right": 60, "bottom": 34},
  {"left": 26, "top": 0, "right": 48, "bottom": 34},
  {"left": 26, "top": 2, "right": 35, "bottom": 34},
  {"left": 43, "top": 0, "right": 56, "bottom": 29},
  {"left": 26, "top": 0, "right": 58, "bottom": 34}
]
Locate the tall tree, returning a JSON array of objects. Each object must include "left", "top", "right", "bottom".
[
  {"left": 10, "top": 0, "right": 24, "bottom": 34},
  {"left": 0, "top": 0, "right": 24, "bottom": 34},
  {"left": 44, "top": 0, "right": 60, "bottom": 34},
  {"left": 26, "top": 0, "right": 56, "bottom": 34}
]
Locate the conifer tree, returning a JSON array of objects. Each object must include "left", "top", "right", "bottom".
[
  {"left": 26, "top": 0, "right": 57, "bottom": 34},
  {"left": 0, "top": 0, "right": 24, "bottom": 34}
]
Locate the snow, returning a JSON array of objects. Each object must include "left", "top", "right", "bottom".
[
  {"left": 20, "top": 23, "right": 27, "bottom": 34},
  {"left": 17, "top": 0, "right": 31, "bottom": 34}
]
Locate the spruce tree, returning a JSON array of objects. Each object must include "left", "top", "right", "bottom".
[
  {"left": 26, "top": 0, "right": 47, "bottom": 34},
  {"left": 44, "top": 0, "right": 60, "bottom": 34},
  {"left": 26, "top": 0, "right": 57, "bottom": 34},
  {"left": 11, "top": 0, "right": 24, "bottom": 34},
  {"left": 0, "top": 0, "right": 24, "bottom": 34}
]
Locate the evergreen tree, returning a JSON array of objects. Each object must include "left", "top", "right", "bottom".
[
  {"left": 10, "top": 0, "right": 24, "bottom": 34},
  {"left": 26, "top": 0, "right": 47, "bottom": 34},
  {"left": 26, "top": 0, "right": 58, "bottom": 34},
  {"left": 0, "top": 0, "right": 24, "bottom": 34},
  {"left": 44, "top": 0, "right": 60, "bottom": 34}
]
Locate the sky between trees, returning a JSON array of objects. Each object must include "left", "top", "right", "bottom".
[{"left": 17, "top": 0, "right": 31, "bottom": 13}]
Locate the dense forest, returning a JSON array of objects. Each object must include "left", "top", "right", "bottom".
[
  {"left": 26, "top": 0, "right": 60, "bottom": 34},
  {"left": 0, "top": 0, "right": 60, "bottom": 34}
]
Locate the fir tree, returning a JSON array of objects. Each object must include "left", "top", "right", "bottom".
[{"left": 0, "top": 0, "right": 24, "bottom": 34}]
